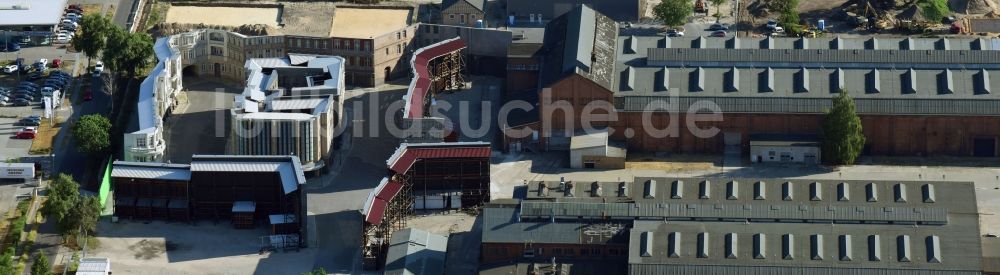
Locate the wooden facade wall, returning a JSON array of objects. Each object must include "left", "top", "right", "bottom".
[
  {"left": 189, "top": 171, "right": 301, "bottom": 223},
  {"left": 407, "top": 157, "right": 491, "bottom": 206}
]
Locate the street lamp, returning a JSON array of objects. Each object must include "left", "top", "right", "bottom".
[{"left": 50, "top": 153, "right": 55, "bottom": 181}]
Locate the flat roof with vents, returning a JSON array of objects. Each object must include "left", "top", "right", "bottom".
[
  {"left": 612, "top": 36, "right": 1000, "bottom": 116},
  {"left": 629, "top": 220, "right": 982, "bottom": 274}
]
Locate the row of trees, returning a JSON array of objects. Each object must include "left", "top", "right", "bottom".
[{"left": 72, "top": 14, "right": 154, "bottom": 80}]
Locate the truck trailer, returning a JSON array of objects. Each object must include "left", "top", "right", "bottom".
[{"left": 0, "top": 162, "right": 36, "bottom": 181}]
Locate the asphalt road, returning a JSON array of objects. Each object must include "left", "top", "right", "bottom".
[
  {"left": 52, "top": 71, "right": 110, "bottom": 186},
  {"left": 307, "top": 86, "right": 406, "bottom": 273}
]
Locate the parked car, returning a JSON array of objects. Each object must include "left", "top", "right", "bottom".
[
  {"left": 94, "top": 61, "right": 104, "bottom": 73},
  {"left": 14, "top": 128, "right": 36, "bottom": 139},
  {"left": 766, "top": 19, "right": 778, "bottom": 30},
  {"left": 709, "top": 23, "right": 729, "bottom": 31},
  {"left": 55, "top": 35, "right": 70, "bottom": 44},
  {"left": 666, "top": 28, "right": 684, "bottom": 37},
  {"left": 26, "top": 72, "right": 42, "bottom": 81},
  {"left": 4, "top": 43, "right": 19, "bottom": 52},
  {"left": 19, "top": 81, "right": 39, "bottom": 88},
  {"left": 13, "top": 94, "right": 34, "bottom": 101},
  {"left": 2, "top": 65, "right": 17, "bottom": 73},
  {"left": 17, "top": 118, "right": 40, "bottom": 126},
  {"left": 710, "top": 30, "right": 727, "bottom": 37},
  {"left": 65, "top": 13, "right": 81, "bottom": 21},
  {"left": 12, "top": 99, "right": 30, "bottom": 107}
]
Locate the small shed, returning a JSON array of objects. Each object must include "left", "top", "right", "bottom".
[
  {"left": 569, "top": 129, "right": 627, "bottom": 169},
  {"left": 749, "top": 134, "right": 821, "bottom": 164}
]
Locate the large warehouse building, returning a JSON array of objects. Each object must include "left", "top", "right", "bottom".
[
  {"left": 481, "top": 177, "right": 983, "bottom": 274},
  {"left": 0, "top": 0, "right": 68, "bottom": 46},
  {"left": 110, "top": 155, "right": 306, "bottom": 248},
  {"left": 518, "top": 5, "right": 1000, "bottom": 158}
]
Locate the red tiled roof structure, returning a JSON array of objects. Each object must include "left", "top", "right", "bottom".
[{"left": 403, "top": 38, "right": 467, "bottom": 119}]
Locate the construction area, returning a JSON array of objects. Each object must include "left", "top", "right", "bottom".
[
  {"left": 152, "top": 2, "right": 338, "bottom": 37},
  {"left": 737, "top": 0, "right": 1000, "bottom": 36},
  {"left": 329, "top": 7, "right": 413, "bottom": 38}
]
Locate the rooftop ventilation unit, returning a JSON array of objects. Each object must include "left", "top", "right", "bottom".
[
  {"left": 618, "top": 182, "right": 629, "bottom": 197},
  {"left": 797, "top": 37, "right": 808, "bottom": 49},
  {"left": 902, "top": 37, "right": 915, "bottom": 50},
  {"left": 903, "top": 69, "right": 918, "bottom": 94},
  {"left": 868, "top": 69, "right": 881, "bottom": 94},
  {"left": 839, "top": 235, "right": 853, "bottom": 261},
  {"left": 797, "top": 68, "right": 810, "bottom": 93},
  {"left": 668, "top": 232, "right": 682, "bottom": 258},
  {"left": 694, "top": 36, "right": 706, "bottom": 49},
  {"left": 697, "top": 232, "right": 710, "bottom": 258},
  {"left": 591, "top": 182, "right": 602, "bottom": 197},
  {"left": 837, "top": 182, "right": 850, "bottom": 201},
  {"left": 657, "top": 67, "right": 670, "bottom": 91},
  {"left": 866, "top": 183, "right": 878, "bottom": 202},
  {"left": 538, "top": 182, "right": 548, "bottom": 197},
  {"left": 623, "top": 66, "right": 636, "bottom": 91},
  {"left": 728, "top": 37, "right": 740, "bottom": 49},
  {"left": 866, "top": 38, "right": 878, "bottom": 50},
  {"left": 894, "top": 183, "right": 907, "bottom": 202},
  {"left": 868, "top": 235, "right": 882, "bottom": 261},
  {"left": 898, "top": 235, "right": 911, "bottom": 262},
  {"left": 564, "top": 182, "right": 574, "bottom": 197},
  {"left": 763, "top": 68, "right": 776, "bottom": 93},
  {"left": 834, "top": 68, "right": 846, "bottom": 92},
  {"left": 832, "top": 37, "right": 844, "bottom": 49},
  {"left": 783, "top": 234, "right": 795, "bottom": 260},
  {"left": 810, "top": 182, "right": 822, "bottom": 201},
  {"left": 926, "top": 235, "right": 941, "bottom": 263},
  {"left": 671, "top": 180, "right": 683, "bottom": 199},
  {"left": 644, "top": 180, "right": 657, "bottom": 199},
  {"left": 693, "top": 67, "right": 706, "bottom": 92},
  {"left": 726, "top": 67, "right": 740, "bottom": 92},
  {"left": 973, "top": 38, "right": 989, "bottom": 50},
  {"left": 727, "top": 181, "right": 739, "bottom": 200},
  {"left": 940, "top": 69, "right": 955, "bottom": 94},
  {"left": 782, "top": 182, "right": 793, "bottom": 201},
  {"left": 976, "top": 69, "right": 991, "bottom": 95},
  {"left": 753, "top": 181, "right": 766, "bottom": 200},
  {"left": 640, "top": 231, "right": 654, "bottom": 257},
  {"left": 922, "top": 184, "right": 936, "bottom": 203},
  {"left": 811, "top": 234, "right": 824, "bottom": 260},
  {"left": 754, "top": 233, "right": 766, "bottom": 259},
  {"left": 725, "top": 233, "right": 738, "bottom": 259},
  {"left": 699, "top": 180, "right": 711, "bottom": 199},
  {"left": 936, "top": 38, "right": 949, "bottom": 50}
]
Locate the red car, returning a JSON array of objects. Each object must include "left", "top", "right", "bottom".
[
  {"left": 52, "top": 59, "right": 61, "bottom": 68},
  {"left": 83, "top": 89, "right": 93, "bottom": 101},
  {"left": 15, "top": 129, "right": 36, "bottom": 139}
]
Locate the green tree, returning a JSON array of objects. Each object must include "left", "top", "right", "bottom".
[
  {"left": 770, "top": 0, "right": 799, "bottom": 14},
  {"left": 30, "top": 252, "right": 50, "bottom": 275},
  {"left": 71, "top": 15, "right": 114, "bottom": 69},
  {"left": 43, "top": 174, "right": 80, "bottom": 232},
  {"left": 653, "top": 0, "right": 693, "bottom": 27},
  {"left": 72, "top": 114, "right": 112, "bottom": 155},
  {"left": 778, "top": 10, "right": 802, "bottom": 35},
  {"left": 821, "top": 92, "right": 866, "bottom": 165},
  {"left": 102, "top": 28, "right": 154, "bottom": 81},
  {"left": 917, "top": 0, "right": 950, "bottom": 21},
  {"left": 0, "top": 248, "right": 15, "bottom": 275},
  {"left": 709, "top": 0, "right": 727, "bottom": 18},
  {"left": 66, "top": 196, "right": 102, "bottom": 236},
  {"left": 302, "top": 267, "right": 327, "bottom": 275}
]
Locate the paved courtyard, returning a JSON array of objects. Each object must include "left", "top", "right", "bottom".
[{"left": 162, "top": 77, "right": 240, "bottom": 163}]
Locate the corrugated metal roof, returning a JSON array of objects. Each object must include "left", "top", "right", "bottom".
[
  {"left": 268, "top": 97, "right": 327, "bottom": 111},
  {"left": 111, "top": 161, "right": 192, "bottom": 181},
  {"left": 385, "top": 228, "right": 449, "bottom": 275},
  {"left": 386, "top": 142, "right": 491, "bottom": 174},
  {"left": 405, "top": 38, "right": 467, "bottom": 119},
  {"left": 190, "top": 155, "right": 305, "bottom": 194}
]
